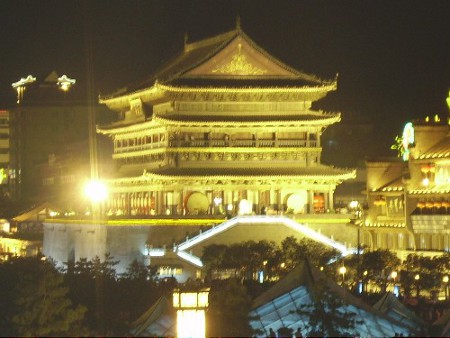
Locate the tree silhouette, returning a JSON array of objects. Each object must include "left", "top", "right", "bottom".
[
  {"left": 11, "top": 259, "right": 87, "bottom": 337},
  {"left": 297, "top": 279, "right": 361, "bottom": 337},
  {"left": 207, "top": 278, "right": 255, "bottom": 337}
]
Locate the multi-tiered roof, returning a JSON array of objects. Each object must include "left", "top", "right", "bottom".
[
  {"left": 99, "top": 25, "right": 337, "bottom": 116},
  {"left": 98, "top": 25, "right": 353, "bottom": 185}
]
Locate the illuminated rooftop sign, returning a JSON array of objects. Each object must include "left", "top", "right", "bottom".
[{"left": 402, "top": 122, "right": 414, "bottom": 161}]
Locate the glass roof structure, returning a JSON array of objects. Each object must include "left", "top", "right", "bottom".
[{"left": 249, "top": 261, "right": 419, "bottom": 337}]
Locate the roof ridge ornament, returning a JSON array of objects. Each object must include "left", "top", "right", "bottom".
[
  {"left": 211, "top": 43, "right": 267, "bottom": 76},
  {"left": 236, "top": 15, "right": 241, "bottom": 32},
  {"left": 184, "top": 32, "right": 188, "bottom": 51}
]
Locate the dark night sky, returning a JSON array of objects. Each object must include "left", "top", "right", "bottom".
[{"left": 1, "top": 0, "right": 450, "bottom": 156}]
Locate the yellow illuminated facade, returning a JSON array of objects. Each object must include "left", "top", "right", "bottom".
[
  {"left": 366, "top": 100, "right": 450, "bottom": 252},
  {"left": 0, "top": 237, "right": 41, "bottom": 260},
  {"left": 98, "top": 27, "right": 355, "bottom": 218}
]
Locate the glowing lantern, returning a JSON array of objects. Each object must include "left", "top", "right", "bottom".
[{"left": 173, "top": 288, "right": 209, "bottom": 338}]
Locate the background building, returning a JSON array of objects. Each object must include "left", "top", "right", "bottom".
[
  {"left": 365, "top": 92, "right": 450, "bottom": 256},
  {"left": 8, "top": 71, "right": 113, "bottom": 208},
  {"left": 0, "top": 110, "right": 10, "bottom": 200}
]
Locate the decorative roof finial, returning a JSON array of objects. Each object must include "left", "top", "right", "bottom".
[
  {"left": 184, "top": 32, "right": 189, "bottom": 50},
  {"left": 236, "top": 15, "right": 241, "bottom": 31}
]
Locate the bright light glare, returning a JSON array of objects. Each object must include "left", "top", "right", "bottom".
[
  {"left": 177, "top": 310, "right": 205, "bottom": 338},
  {"left": 84, "top": 180, "right": 108, "bottom": 202},
  {"left": 213, "top": 197, "right": 222, "bottom": 206},
  {"left": 287, "top": 193, "right": 306, "bottom": 213},
  {"left": 48, "top": 211, "right": 59, "bottom": 217},
  {"left": 57, "top": 74, "right": 76, "bottom": 91},
  {"left": 349, "top": 200, "right": 359, "bottom": 209},
  {"left": 180, "top": 293, "right": 198, "bottom": 308},
  {"left": 238, "top": 199, "right": 252, "bottom": 215}
]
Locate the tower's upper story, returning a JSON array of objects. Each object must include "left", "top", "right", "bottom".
[
  {"left": 97, "top": 26, "right": 345, "bottom": 177},
  {"left": 99, "top": 26, "right": 338, "bottom": 124}
]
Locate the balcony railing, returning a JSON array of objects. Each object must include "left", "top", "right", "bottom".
[
  {"left": 115, "top": 139, "right": 318, "bottom": 154},
  {"left": 114, "top": 141, "right": 167, "bottom": 153},
  {"left": 168, "top": 139, "right": 317, "bottom": 148}
]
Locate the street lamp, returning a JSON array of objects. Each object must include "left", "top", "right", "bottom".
[
  {"left": 173, "top": 288, "right": 209, "bottom": 338},
  {"left": 414, "top": 274, "right": 420, "bottom": 297},
  {"left": 84, "top": 179, "right": 108, "bottom": 216},
  {"left": 391, "top": 271, "right": 400, "bottom": 297},
  {"left": 391, "top": 271, "right": 398, "bottom": 281},
  {"left": 349, "top": 200, "right": 364, "bottom": 292},
  {"left": 443, "top": 275, "right": 449, "bottom": 300},
  {"left": 339, "top": 266, "right": 347, "bottom": 286}
]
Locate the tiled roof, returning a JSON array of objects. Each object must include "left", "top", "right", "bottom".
[
  {"left": 167, "top": 77, "right": 328, "bottom": 88},
  {"left": 104, "top": 29, "right": 333, "bottom": 99},
  {"left": 160, "top": 113, "right": 339, "bottom": 123},
  {"left": 370, "top": 176, "right": 404, "bottom": 192},
  {"left": 418, "top": 134, "right": 450, "bottom": 160},
  {"left": 409, "top": 185, "right": 450, "bottom": 195},
  {"left": 150, "top": 166, "right": 353, "bottom": 178}
]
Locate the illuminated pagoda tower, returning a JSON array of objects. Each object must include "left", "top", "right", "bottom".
[
  {"left": 98, "top": 25, "right": 355, "bottom": 218},
  {"left": 43, "top": 24, "right": 356, "bottom": 280}
]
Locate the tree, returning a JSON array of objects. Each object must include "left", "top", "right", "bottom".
[
  {"left": 11, "top": 260, "right": 87, "bottom": 337},
  {"left": 115, "top": 259, "right": 161, "bottom": 327},
  {"left": 297, "top": 279, "right": 361, "bottom": 337},
  {"left": 401, "top": 254, "right": 444, "bottom": 297},
  {"left": 206, "top": 278, "right": 255, "bottom": 337},
  {"left": 276, "top": 237, "right": 339, "bottom": 278},
  {"left": 361, "top": 249, "right": 400, "bottom": 292},
  {"left": 202, "top": 244, "right": 228, "bottom": 280}
]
